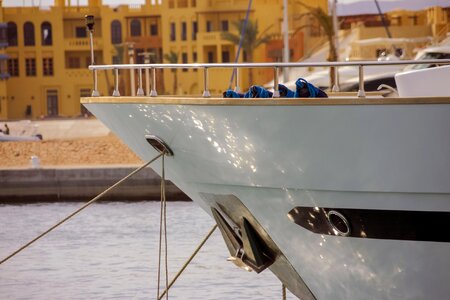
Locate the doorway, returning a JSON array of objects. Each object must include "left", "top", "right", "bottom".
[{"left": 46, "top": 89, "right": 58, "bottom": 117}]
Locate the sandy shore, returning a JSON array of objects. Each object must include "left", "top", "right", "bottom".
[{"left": 0, "top": 119, "right": 143, "bottom": 168}]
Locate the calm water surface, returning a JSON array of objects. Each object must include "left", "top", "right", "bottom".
[{"left": 0, "top": 202, "right": 295, "bottom": 299}]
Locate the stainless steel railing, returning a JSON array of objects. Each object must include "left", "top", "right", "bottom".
[{"left": 87, "top": 59, "right": 450, "bottom": 98}]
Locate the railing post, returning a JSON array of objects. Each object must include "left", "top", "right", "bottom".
[
  {"left": 113, "top": 68, "right": 120, "bottom": 97},
  {"left": 145, "top": 67, "right": 150, "bottom": 96},
  {"left": 202, "top": 67, "right": 211, "bottom": 97},
  {"left": 357, "top": 65, "right": 366, "bottom": 98},
  {"left": 150, "top": 68, "right": 158, "bottom": 97},
  {"left": 332, "top": 66, "right": 340, "bottom": 92},
  {"left": 137, "top": 68, "right": 144, "bottom": 96},
  {"left": 234, "top": 68, "right": 240, "bottom": 93},
  {"left": 273, "top": 67, "right": 280, "bottom": 98}
]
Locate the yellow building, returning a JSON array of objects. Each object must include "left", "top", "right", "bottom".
[
  {"left": 346, "top": 6, "right": 450, "bottom": 60},
  {"left": 1, "top": 0, "right": 329, "bottom": 119},
  {"left": 0, "top": 0, "right": 8, "bottom": 120}
]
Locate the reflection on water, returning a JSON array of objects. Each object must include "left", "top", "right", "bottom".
[{"left": 0, "top": 202, "right": 295, "bottom": 299}]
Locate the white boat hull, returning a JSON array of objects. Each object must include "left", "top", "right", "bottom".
[{"left": 84, "top": 101, "right": 450, "bottom": 299}]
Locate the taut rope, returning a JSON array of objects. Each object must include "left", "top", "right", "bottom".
[
  {"left": 0, "top": 153, "right": 163, "bottom": 266},
  {"left": 158, "top": 224, "right": 218, "bottom": 300},
  {"left": 157, "top": 155, "right": 169, "bottom": 300}
]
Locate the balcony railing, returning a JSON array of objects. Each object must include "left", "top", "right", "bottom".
[{"left": 65, "top": 38, "right": 102, "bottom": 50}]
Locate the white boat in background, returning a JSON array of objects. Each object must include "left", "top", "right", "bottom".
[{"left": 82, "top": 58, "right": 450, "bottom": 299}]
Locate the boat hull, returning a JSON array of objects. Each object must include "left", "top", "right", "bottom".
[{"left": 84, "top": 101, "right": 450, "bottom": 299}]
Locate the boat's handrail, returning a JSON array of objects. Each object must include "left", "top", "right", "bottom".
[
  {"left": 87, "top": 59, "right": 450, "bottom": 99},
  {"left": 88, "top": 59, "right": 450, "bottom": 70}
]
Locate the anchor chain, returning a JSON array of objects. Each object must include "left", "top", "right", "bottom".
[{"left": 0, "top": 153, "right": 163, "bottom": 266}]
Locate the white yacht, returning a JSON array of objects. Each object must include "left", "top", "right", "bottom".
[{"left": 81, "top": 57, "right": 450, "bottom": 299}]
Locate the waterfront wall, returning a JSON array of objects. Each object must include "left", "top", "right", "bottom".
[{"left": 0, "top": 166, "right": 190, "bottom": 202}]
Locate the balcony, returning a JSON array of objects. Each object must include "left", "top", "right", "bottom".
[
  {"left": 197, "top": 32, "right": 233, "bottom": 46},
  {"left": 64, "top": 38, "right": 102, "bottom": 50},
  {"left": 125, "top": 36, "right": 162, "bottom": 48},
  {"left": 65, "top": 69, "right": 94, "bottom": 80},
  {"left": 63, "top": 7, "right": 100, "bottom": 19},
  {"left": 197, "top": 0, "right": 249, "bottom": 11}
]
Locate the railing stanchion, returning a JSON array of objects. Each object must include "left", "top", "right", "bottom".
[
  {"left": 234, "top": 68, "right": 240, "bottom": 93},
  {"left": 273, "top": 67, "right": 280, "bottom": 98},
  {"left": 202, "top": 67, "right": 211, "bottom": 97},
  {"left": 150, "top": 68, "right": 158, "bottom": 97},
  {"left": 92, "top": 69, "right": 99, "bottom": 96},
  {"left": 137, "top": 68, "right": 144, "bottom": 96},
  {"left": 113, "top": 68, "right": 120, "bottom": 97},
  {"left": 145, "top": 67, "right": 150, "bottom": 96},
  {"left": 332, "top": 66, "right": 340, "bottom": 92},
  {"left": 357, "top": 65, "right": 366, "bottom": 98}
]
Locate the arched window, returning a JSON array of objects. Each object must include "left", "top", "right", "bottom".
[
  {"left": 41, "top": 22, "right": 52, "bottom": 46},
  {"left": 7, "top": 22, "right": 17, "bottom": 46},
  {"left": 23, "top": 22, "right": 35, "bottom": 46},
  {"left": 130, "top": 19, "right": 141, "bottom": 37},
  {"left": 111, "top": 20, "right": 122, "bottom": 44}
]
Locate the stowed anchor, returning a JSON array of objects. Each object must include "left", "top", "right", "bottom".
[{"left": 211, "top": 208, "right": 274, "bottom": 273}]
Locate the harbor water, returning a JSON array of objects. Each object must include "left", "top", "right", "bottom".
[{"left": 0, "top": 201, "right": 295, "bottom": 299}]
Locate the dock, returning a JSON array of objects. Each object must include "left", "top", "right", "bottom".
[{"left": 0, "top": 166, "right": 190, "bottom": 202}]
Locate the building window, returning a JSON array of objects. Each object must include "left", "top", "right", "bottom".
[
  {"left": 23, "top": 22, "right": 35, "bottom": 46},
  {"left": 130, "top": 19, "right": 141, "bottom": 37},
  {"left": 150, "top": 23, "right": 158, "bottom": 36},
  {"left": 181, "top": 22, "right": 187, "bottom": 41},
  {"left": 207, "top": 51, "right": 214, "bottom": 63},
  {"left": 0, "top": 26, "right": 7, "bottom": 46},
  {"left": 7, "top": 58, "right": 19, "bottom": 76},
  {"left": 112, "top": 55, "right": 120, "bottom": 65},
  {"left": 25, "top": 58, "right": 36, "bottom": 76},
  {"left": 222, "top": 51, "right": 230, "bottom": 63},
  {"left": 192, "top": 51, "right": 197, "bottom": 71},
  {"left": 206, "top": 21, "right": 213, "bottom": 32},
  {"left": 221, "top": 20, "right": 229, "bottom": 32},
  {"left": 111, "top": 20, "right": 122, "bottom": 44},
  {"left": 168, "top": 0, "right": 174, "bottom": 8},
  {"left": 7, "top": 22, "right": 17, "bottom": 46},
  {"left": 135, "top": 48, "right": 144, "bottom": 64},
  {"left": 43, "top": 57, "right": 54, "bottom": 76},
  {"left": 178, "top": 0, "right": 188, "bottom": 8},
  {"left": 170, "top": 22, "right": 176, "bottom": 41},
  {"left": 75, "top": 26, "right": 87, "bottom": 38},
  {"left": 41, "top": 22, "right": 52, "bottom": 46},
  {"left": 68, "top": 57, "right": 80, "bottom": 68},
  {"left": 192, "top": 21, "right": 197, "bottom": 40},
  {"left": 191, "top": 0, "right": 196, "bottom": 7},
  {"left": 182, "top": 52, "right": 188, "bottom": 72}
]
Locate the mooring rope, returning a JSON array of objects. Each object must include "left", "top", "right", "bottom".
[
  {"left": 282, "top": 283, "right": 287, "bottom": 300},
  {"left": 157, "top": 155, "right": 169, "bottom": 300},
  {"left": 0, "top": 153, "right": 163, "bottom": 266},
  {"left": 158, "top": 224, "right": 218, "bottom": 300}
]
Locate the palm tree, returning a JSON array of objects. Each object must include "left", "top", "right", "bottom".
[
  {"left": 296, "top": 1, "right": 337, "bottom": 88},
  {"left": 221, "top": 20, "right": 272, "bottom": 86},
  {"left": 163, "top": 51, "right": 179, "bottom": 94}
]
